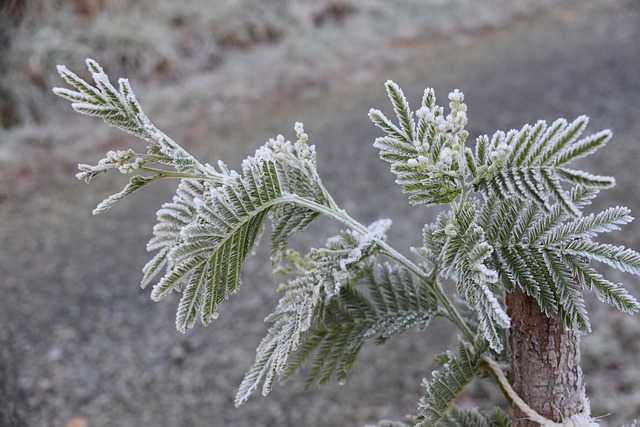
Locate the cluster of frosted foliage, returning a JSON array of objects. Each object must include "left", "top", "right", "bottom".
[
  {"left": 54, "top": 60, "right": 640, "bottom": 426},
  {"left": 76, "top": 149, "right": 145, "bottom": 182},
  {"left": 370, "top": 82, "right": 472, "bottom": 205}
]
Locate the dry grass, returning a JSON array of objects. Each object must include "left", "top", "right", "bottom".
[
  {"left": 1, "top": 0, "right": 563, "bottom": 130},
  {"left": 0, "top": 0, "right": 351, "bottom": 128}
]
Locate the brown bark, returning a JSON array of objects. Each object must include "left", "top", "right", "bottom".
[{"left": 506, "top": 287, "right": 585, "bottom": 426}]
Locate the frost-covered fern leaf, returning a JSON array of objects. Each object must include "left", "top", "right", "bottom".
[
  {"left": 279, "top": 261, "right": 439, "bottom": 390},
  {"left": 142, "top": 179, "right": 204, "bottom": 290},
  {"left": 235, "top": 274, "right": 323, "bottom": 406},
  {"left": 267, "top": 126, "right": 328, "bottom": 265},
  {"left": 366, "top": 415, "right": 419, "bottom": 427},
  {"left": 309, "top": 218, "right": 393, "bottom": 297},
  {"left": 370, "top": 81, "right": 469, "bottom": 206},
  {"left": 235, "top": 221, "right": 396, "bottom": 405},
  {"left": 483, "top": 186, "right": 640, "bottom": 332},
  {"left": 472, "top": 116, "right": 614, "bottom": 217},
  {"left": 441, "top": 407, "right": 511, "bottom": 427},
  {"left": 414, "top": 202, "right": 509, "bottom": 351},
  {"left": 55, "top": 60, "right": 218, "bottom": 215},
  {"left": 361, "top": 261, "right": 439, "bottom": 345},
  {"left": 145, "top": 131, "right": 331, "bottom": 333},
  {"left": 54, "top": 59, "right": 203, "bottom": 174},
  {"left": 417, "top": 341, "right": 484, "bottom": 426}
]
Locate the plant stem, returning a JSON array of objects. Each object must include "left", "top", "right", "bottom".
[
  {"left": 290, "top": 191, "right": 476, "bottom": 343},
  {"left": 139, "top": 166, "right": 217, "bottom": 180}
]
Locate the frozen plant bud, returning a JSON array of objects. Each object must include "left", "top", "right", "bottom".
[
  {"left": 118, "top": 157, "right": 144, "bottom": 174},
  {"left": 439, "top": 147, "right": 455, "bottom": 166},
  {"left": 453, "top": 111, "right": 467, "bottom": 127},
  {"left": 444, "top": 223, "right": 458, "bottom": 237},
  {"left": 296, "top": 124, "right": 309, "bottom": 144},
  {"left": 76, "top": 164, "right": 99, "bottom": 183},
  {"left": 416, "top": 106, "right": 436, "bottom": 123},
  {"left": 408, "top": 155, "right": 430, "bottom": 169},
  {"left": 490, "top": 142, "right": 513, "bottom": 165},
  {"left": 106, "top": 149, "right": 135, "bottom": 165},
  {"left": 448, "top": 89, "right": 464, "bottom": 103}
]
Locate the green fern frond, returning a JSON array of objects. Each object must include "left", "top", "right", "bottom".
[
  {"left": 268, "top": 136, "right": 327, "bottom": 264},
  {"left": 235, "top": 274, "right": 323, "bottom": 406},
  {"left": 542, "top": 250, "right": 590, "bottom": 331},
  {"left": 149, "top": 164, "right": 281, "bottom": 325},
  {"left": 369, "top": 110, "right": 410, "bottom": 145},
  {"left": 415, "top": 202, "right": 508, "bottom": 351},
  {"left": 565, "top": 256, "right": 640, "bottom": 314},
  {"left": 417, "top": 341, "right": 484, "bottom": 426},
  {"left": 450, "top": 204, "right": 508, "bottom": 351},
  {"left": 493, "top": 246, "right": 558, "bottom": 315},
  {"left": 441, "top": 407, "right": 511, "bottom": 427},
  {"left": 521, "top": 186, "right": 599, "bottom": 244},
  {"left": 473, "top": 116, "right": 614, "bottom": 217},
  {"left": 385, "top": 80, "right": 417, "bottom": 144},
  {"left": 563, "top": 240, "right": 640, "bottom": 275},
  {"left": 270, "top": 204, "right": 321, "bottom": 264},
  {"left": 54, "top": 59, "right": 203, "bottom": 173},
  {"left": 551, "top": 129, "right": 612, "bottom": 167},
  {"left": 370, "top": 82, "right": 465, "bottom": 206},
  {"left": 55, "top": 60, "right": 221, "bottom": 216},
  {"left": 540, "top": 206, "right": 632, "bottom": 245},
  {"left": 138, "top": 133, "right": 331, "bottom": 333},
  {"left": 362, "top": 262, "right": 440, "bottom": 344},
  {"left": 556, "top": 167, "right": 617, "bottom": 187},
  {"left": 142, "top": 179, "right": 203, "bottom": 287},
  {"left": 236, "top": 222, "right": 397, "bottom": 405},
  {"left": 280, "top": 261, "right": 439, "bottom": 390},
  {"left": 93, "top": 174, "right": 162, "bottom": 214},
  {"left": 484, "top": 186, "right": 640, "bottom": 329}
]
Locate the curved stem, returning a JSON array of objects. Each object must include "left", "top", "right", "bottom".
[
  {"left": 288, "top": 192, "right": 476, "bottom": 343},
  {"left": 378, "top": 244, "right": 475, "bottom": 343},
  {"left": 481, "top": 355, "right": 577, "bottom": 426},
  {"left": 139, "top": 166, "right": 218, "bottom": 181}
]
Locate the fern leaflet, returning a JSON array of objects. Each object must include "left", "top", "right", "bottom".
[
  {"left": 236, "top": 221, "right": 400, "bottom": 405},
  {"left": 144, "top": 136, "right": 330, "bottom": 332},
  {"left": 485, "top": 188, "right": 640, "bottom": 331},
  {"left": 472, "top": 116, "right": 614, "bottom": 217},
  {"left": 278, "top": 261, "right": 439, "bottom": 392},
  {"left": 415, "top": 202, "right": 509, "bottom": 351},
  {"left": 441, "top": 407, "right": 511, "bottom": 427},
  {"left": 417, "top": 341, "right": 484, "bottom": 426},
  {"left": 370, "top": 82, "right": 467, "bottom": 206}
]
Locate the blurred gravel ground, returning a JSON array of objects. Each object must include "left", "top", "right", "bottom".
[{"left": 1, "top": 1, "right": 640, "bottom": 426}]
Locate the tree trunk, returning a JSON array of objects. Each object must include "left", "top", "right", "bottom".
[{"left": 505, "top": 287, "right": 585, "bottom": 426}]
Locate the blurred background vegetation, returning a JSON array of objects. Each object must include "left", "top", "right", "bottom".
[
  {"left": 0, "top": 0, "right": 562, "bottom": 130},
  {"left": 0, "top": 0, "right": 563, "bottom": 203},
  {"left": 2, "top": 0, "right": 310, "bottom": 128},
  {"left": 3, "top": 1, "right": 639, "bottom": 426}
]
